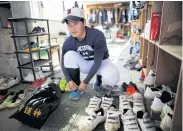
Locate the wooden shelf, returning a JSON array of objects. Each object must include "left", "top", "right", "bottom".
[
  {"left": 140, "top": 34, "right": 160, "bottom": 44},
  {"left": 133, "top": 2, "right": 182, "bottom": 130},
  {"left": 158, "top": 45, "right": 182, "bottom": 61},
  {"left": 139, "top": 59, "right": 143, "bottom": 65}
]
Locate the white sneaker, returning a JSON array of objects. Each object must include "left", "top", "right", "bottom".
[
  {"left": 100, "top": 95, "right": 114, "bottom": 111},
  {"left": 85, "top": 96, "right": 102, "bottom": 115},
  {"left": 127, "top": 54, "right": 139, "bottom": 64},
  {"left": 132, "top": 93, "right": 145, "bottom": 115},
  {"left": 105, "top": 106, "right": 120, "bottom": 131},
  {"left": 137, "top": 111, "right": 156, "bottom": 131},
  {"left": 144, "top": 85, "right": 171, "bottom": 99},
  {"left": 79, "top": 108, "right": 106, "bottom": 131},
  {"left": 151, "top": 91, "right": 175, "bottom": 113},
  {"left": 160, "top": 113, "right": 173, "bottom": 131},
  {"left": 127, "top": 54, "right": 137, "bottom": 62},
  {"left": 0, "top": 77, "right": 19, "bottom": 90},
  {"left": 144, "top": 70, "right": 156, "bottom": 86},
  {"left": 119, "top": 93, "right": 132, "bottom": 113},
  {"left": 0, "top": 76, "right": 7, "bottom": 86},
  {"left": 121, "top": 109, "right": 140, "bottom": 131},
  {"left": 24, "top": 70, "right": 45, "bottom": 82},
  {"left": 160, "top": 103, "right": 174, "bottom": 119}
]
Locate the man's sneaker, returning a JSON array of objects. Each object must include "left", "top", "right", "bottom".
[
  {"left": 143, "top": 70, "right": 156, "bottom": 86},
  {"left": 132, "top": 93, "right": 145, "bottom": 115},
  {"left": 121, "top": 109, "right": 140, "bottom": 131},
  {"left": 93, "top": 75, "right": 102, "bottom": 90},
  {"left": 0, "top": 77, "right": 19, "bottom": 90},
  {"left": 105, "top": 106, "right": 121, "bottom": 131},
  {"left": 85, "top": 96, "right": 102, "bottom": 115},
  {"left": 137, "top": 111, "right": 156, "bottom": 131},
  {"left": 79, "top": 108, "right": 106, "bottom": 131},
  {"left": 100, "top": 94, "right": 114, "bottom": 110},
  {"left": 151, "top": 91, "right": 175, "bottom": 113},
  {"left": 69, "top": 89, "right": 84, "bottom": 100},
  {"left": 160, "top": 113, "right": 173, "bottom": 131},
  {"left": 119, "top": 93, "right": 132, "bottom": 113},
  {"left": 160, "top": 103, "right": 174, "bottom": 119},
  {"left": 0, "top": 92, "right": 15, "bottom": 110},
  {"left": 144, "top": 85, "right": 172, "bottom": 99},
  {"left": 7, "top": 90, "right": 26, "bottom": 108},
  {"left": 24, "top": 70, "right": 45, "bottom": 82},
  {"left": 0, "top": 76, "right": 7, "bottom": 85}
]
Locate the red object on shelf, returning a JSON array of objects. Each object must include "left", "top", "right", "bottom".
[{"left": 150, "top": 12, "right": 161, "bottom": 40}]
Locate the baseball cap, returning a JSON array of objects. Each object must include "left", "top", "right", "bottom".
[{"left": 62, "top": 7, "right": 85, "bottom": 24}]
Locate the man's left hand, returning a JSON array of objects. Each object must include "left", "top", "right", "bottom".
[{"left": 78, "top": 82, "right": 87, "bottom": 91}]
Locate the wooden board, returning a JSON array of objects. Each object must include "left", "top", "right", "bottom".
[
  {"left": 155, "top": 48, "right": 181, "bottom": 92},
  {"left": 142, "top": 39, "right": 148, "bottom": 66},
  {"left": 171, "top": 64, "right": 182, "bottom": 131},
  {"left": 158, "top": 44, "right": 182, "bottom": 61},
  {"left": 139, "top": 37, "right": 144, "bottom": 59},
  {"left": 151, "top": 1, "right": 163, "bottom": 12},
  {"left": 159, "top": 2, "right": 182, "bottom": 45}
]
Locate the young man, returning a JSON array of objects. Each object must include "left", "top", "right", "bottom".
[{"left": 61, "top": 7, "right": 119, "bottom": 100}]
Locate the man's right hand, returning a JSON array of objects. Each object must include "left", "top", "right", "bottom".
[{"left": 68, "top": 80, "right": 77, "bottom": 91}]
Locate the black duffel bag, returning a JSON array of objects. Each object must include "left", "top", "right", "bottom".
[{"left": 9, "top": 83, "right": 61, "bottom": 130}]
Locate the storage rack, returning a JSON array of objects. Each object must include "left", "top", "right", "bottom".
[
  {"left": 132, "top": 2, "right": 182, "bottom": 131},
  {"left": 8, "top": 17, "right": 54, "bottom": 82}
]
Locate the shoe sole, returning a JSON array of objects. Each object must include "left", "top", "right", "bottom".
[
  {"left": 69, "top": 91, "right": 84, "bottom": 100},
  {"left": 69, "top": 96, "right": 79, "bottom": 100}
]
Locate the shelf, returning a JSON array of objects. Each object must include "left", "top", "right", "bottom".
[
  {"left": 158, "top": 45, "right": 182, "bottom": 61},
  {"left": 11, "top": 33, "right": 50, "bottom": 38},
  {"left": 139, "top": 59, "right": 143, "bottom": 65},
  {"left": 140, "top": 34, "right": 160, "bottom": 44},
  {"left": 51, "top": 45, "right": 61, "bottom": 50},
  {"left": 43, "top": 71, "right": 53, "bottom": 77},
  {"left": 89, "top": 23, "right": 127, "bottom": 27},
  {"left": 8, "top": 17, "right": 49, "bottom": 22},
  {"left": 18, "top": 59, "right": 52, "bottom": 69},
  {"left": 15, "top": 46, "right": 50, "bottom": 54}
]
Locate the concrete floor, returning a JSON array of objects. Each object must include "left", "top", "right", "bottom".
[{"left": 0, "top": 39, "right": 136, "bottom": 131}]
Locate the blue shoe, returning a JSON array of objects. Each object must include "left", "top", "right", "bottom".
[
  {"left": 69, "top": 89, "right": 84, "bottom": 100},
  {"left": 93, "top": 75, "right": 102, "bottom": 90}
]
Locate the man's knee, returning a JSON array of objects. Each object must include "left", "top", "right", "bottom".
[
  {"left": 64, "top": 51, "right": 78, "bottom": 60},
  {"left": 64, "top": 51, "right": 79, "bottom": 68}
]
